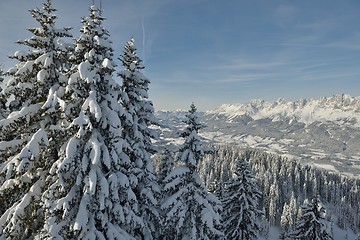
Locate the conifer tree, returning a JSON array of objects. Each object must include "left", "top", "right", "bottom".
[
  {"left": 287, "top": 197, "right": 332, "bottom": 240},
  {"left": 157, "top": 146, "right": 175, "bottom": 239},
  {"left": 118, "top": 38, "right": 160, "bottom": 239},
  {"left": 40, "top": 5, "right": 136, "bottom": 239},
  {"left": 268, "top": 183, "right": 280, "bottom": 225},
  {"left": 161, "top": 103, "right": 223, "bottom": 240},
  {"left": 281, "top": 202, "right": 292, "bottom": 233},
  {"left": 221, "top": 158, "right": 263, "bottom": 240},
  {"left": 118, "top": 38, "right": 159, "bottom": 154},
  {"left": 158, "top": 147, "right": 174, "bottom": 184},
  {"left": 280, "top": 192, "right": 298, "bottom": 238},
  {"left": 0, "top": 1, "right": 72, "bottom": 238},
  {"left": 0, "top": 68, "right": 6, "bottom": 216},
  {"left": 0, "top": 68, "right": 7, "bottom": 119}
]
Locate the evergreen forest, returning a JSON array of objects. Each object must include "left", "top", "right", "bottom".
[{"left": 0, "top": 1, "right": 359, "bottom": 239}]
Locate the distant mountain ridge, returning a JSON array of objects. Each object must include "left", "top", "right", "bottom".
[
  {"left": 156, "top": 94, "right": 360, "bottom": 178},
  {"left": 206, "top": 94, "right": 360, "bottom": 127}
]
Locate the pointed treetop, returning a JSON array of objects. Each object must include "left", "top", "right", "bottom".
[
  {"left": 43, "top": 0, "right": 57, "bottom": 13},
  {"left": 91, "top": 0, "right": 103, "bottom": 10},
  {"left": 189, "top": 102, "right": 196, "bottom": 114},
  {"left": 182, "top": 102, "right": 205, "bottom": 134}
]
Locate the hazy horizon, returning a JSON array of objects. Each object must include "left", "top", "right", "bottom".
[{"left": 1, "top": 0, "right": 360, "bottom": 111}]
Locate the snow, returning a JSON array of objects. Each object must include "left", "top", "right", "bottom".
[
  {"left": 154, "top": 94, "right": 360, "bottom": 178},
  {"left": 2, "top": 0, "right": 360, "bottom": 237},
  {"left": 74, "top": 196, "right": 89, "bottom": 231},
  {"left": 14, "top": 50, "right": 27, "bottom": 59},
  {"left": 312, "top": 163, "right": 337, "bottom": 172},
  {"left": 34, "top": 53, "right": 49, "bottom": 65},
  {"left": 90, "top": 134, "right": 101, "bottom": 165},
  {"left": 0, "top": 139, "right": 23, "bottom": 151},
  {"left": 16, "top": 128, "right": 49, "bottom": 174},
  {"left": 88, "top": 168, "right": 97, "bottom": 195},
  {"left": 101, "top": 145, "right": 111, "bottom": 169},
  {"left": 68, "top": 72, "right": 80, "bottom": 84},
  {"left": 84, "top": 48, "right": 96, "bottom": 60},
  {"left": 207, "top": 94, "right": 360, "bottom": 127},
  {"left": 82, "top": 90, "right": 102, "bottom": 121},
  {"left": 163, "top": 166, "right": 189, "bottom": 182},
  {"left": 332, "top": 225, "right": 357, "bottom": 240},
  {"left": 73, "top": 111, "right": 90, "bottom": 128},
  {"left": 102, "top": 58, "right": 111, "bottom": 69},
  {"left": 37, "top": 69, "right": 49, "bottom": 83},
  {"left": 43, "top": 54, "right": 53, "bottom": 68},
  {"left": 15, "top": 61, "right": 34, "bottom": 75},
  {"left": 78, "top": 60, "right": 92, "bottom": 80},
  {"left": 98, "top": 172, "right": 109, "bottom": 209},
  {"left": 2, "top": 104, "right": 41, "bottom": 127},
  {"left": 260, "top": 225, "right": 358, "bottom": 240},
  {"left": 94, "top": 36, "right": 111, "bottom": 49},
  {"left": 42, "top": 85, "right": 65, "bottom": 111}
]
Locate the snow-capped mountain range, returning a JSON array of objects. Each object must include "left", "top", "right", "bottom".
[
  {"left": 156, "top": 94, "right": 360, "bottom": 178},
  {"left": 207, "top": 94, "right": 360, "bottom": 127}
]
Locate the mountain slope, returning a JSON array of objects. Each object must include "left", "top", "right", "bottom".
[
  {"left": 207, "top": 94, "right": 360, "bottom": 126},
  {"left": 156, "top": 94, "right": 360, "bottom": 177}
]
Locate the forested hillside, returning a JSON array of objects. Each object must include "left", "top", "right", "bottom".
[{"left": 198, "top": 146, "right": 360, "bottom": 237}]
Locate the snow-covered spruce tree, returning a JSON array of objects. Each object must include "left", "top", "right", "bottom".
[
  {"left": 221, "top": 158, "right": 263, "bottom": 240},
  {"left": 280, "top": 192, "right": 298, "bottom": 238},
  {"left": 157, "top": 146, "right": 175, "bottom": 238},
  {"left": 118, "top": 38, "right": 160, "bottom": 239},
  {"left": 0, "top": 68, "right": 6, "bottom": 215},
  {"left": 158, "top": 147, "right": 174, "bottom": 185},
  {"left": 286, "top": 197, "right": 332, "bottom": 240},
  {"left": 281, "top": 202, "right": 293, "bottom": 239},
  {"left": 40, "top": 6, "right": 136, "bottom": 239},
  {"left": 161, "top": 103, "right": 223, "bottom": 240},
  {"left": 0, "top": 1, "right": 72, "bottom": 238},
  {"left": 268, "top": 179, "right": 281, "bottom": 225},
  {"left": 0, "top": 68, "right": 7, "bottom": 119},
  {"left": 118, "top": 38, "right": 159, "bottom": 155}
]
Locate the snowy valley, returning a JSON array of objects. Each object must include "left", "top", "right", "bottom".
[
  {"left": 157, "top": 94, "right": 360, "bottom": 178},
  {"left": 155, "top": 94, "right": 360, "bottom": 239}
]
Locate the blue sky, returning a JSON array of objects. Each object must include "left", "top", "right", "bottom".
[{"left": 1, "top": 0, "right": 360, "bottom": 111}]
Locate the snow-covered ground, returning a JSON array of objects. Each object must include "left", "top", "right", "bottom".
[
  {"left": 207, "top": 94, "right": 360, "bottom": 127},
  {"left": 157, "top": 94, "right": 360, "bottom": 178},
  {"left": 259, "top": 225, "right": 357, "bottom": 240}
]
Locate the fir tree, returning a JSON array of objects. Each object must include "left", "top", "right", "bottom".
[
  {"left": 0, "top": 1, "right": 72, "bottom": 238},
  {"left": 158, "top": 147, "right": 175, "bottom": 185},
  {"left": 280, "top": 192, "right": 298, "bottom": 238},
  {"left": 118, "top": 38, "right": 160, "bottom": 239},
  {"left": 161, "top": 103, "right": 223, "bottom": 240},
  {"left": 40, "top": 5, "right": 135, "bottom": 239},
  {"left": 118, "top": 38, "right": 159, "bottom": 154},
  {"left": 221, "top": 158, "right": 263, "bottom": 240},
  {"left": 0, "top": 68, "right": 6, "bottom": 216},
  {"left": 157, "top": 146, "right": 175, "bottom": 239},
  {"left": 0, "top": 68, "right": 7, "bottom": 119},
  {"left": 268, "top": 180, "right": 280, "bottom": 225},
  {"left": 287, "top": 197, "right": 333, "bottom": 240},
  {"left": 281, "top": 202, "right": 292, "bottom": 239}
]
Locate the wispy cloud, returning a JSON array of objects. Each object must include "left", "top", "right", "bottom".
[
  {"left": 274, "top": 4, "right": 297, "bottom": 29},
  {"left": 322, "top": 32, "right": 360, "bottom": 51},
  {"left": 299, "top": 18, "right": 339, "bottom": 33},
  {"left": 213, "top": 58, "right": 288, "bottom": 71},
  {"left": 211, "top": 73, "right": 272, "bottom": 84}
]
